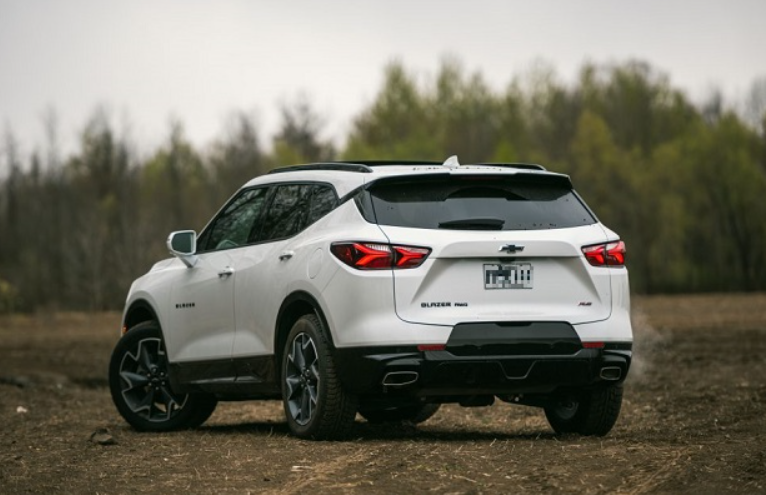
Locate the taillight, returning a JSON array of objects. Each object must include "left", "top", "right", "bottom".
[
  {"left": 331, "top": 242, "right": 431, "bottom": 270},
  {"left": 393, "top": 245, "right": 432, "bottom": 268},
  {"left": 582, "top": 240, "right": 626, "bottom": 267}
]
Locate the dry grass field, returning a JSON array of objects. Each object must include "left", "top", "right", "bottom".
[{"left": 1, "top": 293, "right": 765, "bottom": 494}]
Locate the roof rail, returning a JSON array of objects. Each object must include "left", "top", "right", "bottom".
[
  {"left": 268, "top": 163, "right": 373, "bottom": 174},
  {"left": 267, "top": 161, "right": 547, "bottom": 175},
  {"left": 473, "top": 162, "right": 547, "bottom": 171},
  {"left": 334, "top": 160, "right": 443, "bottom": 167}
]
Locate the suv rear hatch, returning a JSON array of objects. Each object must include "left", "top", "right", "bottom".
[{"left": 364, "top": 173, "right": 612, "bottom": 326}]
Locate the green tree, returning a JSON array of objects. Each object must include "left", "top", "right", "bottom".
[
  {"left": 64, "top": 110, "right": 137, "bottom": 309},
  {"left": 208, "top": 112, "right": 270, "bottom": 204},
  {"left": 140, "top": 121, "right": 210, "bottom": 263},
  {"left": 687, "top": 115, "right": 766, "bottom": 290},
  {"left": 344, "top": 61, "right": 440, "bottom": 160},
  {"left": 273, "top": 98, "right": 335, "bottom": 165}
]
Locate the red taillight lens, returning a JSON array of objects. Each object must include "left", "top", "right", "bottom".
[
  {"left": 331, "top": 243, "right": 392, "bottom": 269},
  {"left": 605, "top": 241, "right": 626, "bottom": 266},
  {"left": 582, "top": 240, "right": 626, "bottom": 267},
  {"left": 393, "top": 245, "right": 431, "bottom": 268},
  {"left": 331, "top": 242, "right": 431, "bottom": 270}
]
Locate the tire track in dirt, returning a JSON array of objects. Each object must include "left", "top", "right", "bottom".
[
  {"left": 272, "top": 448, "right": 376, "bottom": 494},
  {"left": 618, "top": 449, "right": 694, "bottom": 494}
]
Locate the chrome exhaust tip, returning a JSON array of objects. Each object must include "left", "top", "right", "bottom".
[
  {"left": 382, "top": 371, "right": 419, "bottom": 387},
  {"left": 600, "top": 366, "right": 622, "bottom": 381}
]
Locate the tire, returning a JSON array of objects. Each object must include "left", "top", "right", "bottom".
[
  {"left": 281, "top": 314, "right": 357, "bottom": 440},
  {"left": 544, "top": 384, "right": 623, "bottom": 436},
  {"left": 109, "top": 321, "right": 217, "bottom": 431},
  {"left": 359, "top": 403, "right": 441, "bottom": 424}
]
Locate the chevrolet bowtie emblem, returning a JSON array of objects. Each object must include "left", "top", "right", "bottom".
[{"left": 499, "top": 244, "right": 525, "bottom": 253}]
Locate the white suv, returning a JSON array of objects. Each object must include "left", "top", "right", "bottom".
[{"left": 109, "top": 157, "right": 633, "bottom": 439}]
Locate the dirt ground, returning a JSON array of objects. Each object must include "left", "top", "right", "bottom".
[{"left": 1, "top": 294, "right": 765, "bottom": 494}]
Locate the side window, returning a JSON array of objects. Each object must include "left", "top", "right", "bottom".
[
  {"left": 201, "top": 188, "right": 268, "bottom": 251},
  {"left": 306, "top": 185, "right": 338, "bottom": 226},
  {"left": 256, "top": 184, "right": 312, "bottom": 242}
]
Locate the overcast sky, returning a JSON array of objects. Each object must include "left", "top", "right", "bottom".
[{"left": 1, "top": 0, "right": 765, "bottom": 158}]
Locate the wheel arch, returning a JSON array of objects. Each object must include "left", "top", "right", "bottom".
[
  {"left": 274, "top": 291, "right": 334, "bottom": 364},
  {"left": 122, "top": 299, "right": 160, "bottom": 334}
]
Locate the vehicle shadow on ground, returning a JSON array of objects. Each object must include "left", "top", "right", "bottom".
[{"left": 197, "top": 420, "right": 559, "bottom": 443}]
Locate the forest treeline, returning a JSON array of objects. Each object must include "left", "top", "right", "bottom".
[{"left": 1, "top": 60, "right": 765, "bottom": 311}]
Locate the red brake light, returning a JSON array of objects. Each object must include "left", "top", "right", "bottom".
[
  {"left": 582, "top": 240, "right": 626, "bottom": 267},
  {"left": 331, "top": 243, "right": 392, "bottom": 269},
  {"left": 331, "top": 242, "right": 431, "bottom": 270},
  {"left": 393, "top": 245, "right": 431, "bottom": 268}
]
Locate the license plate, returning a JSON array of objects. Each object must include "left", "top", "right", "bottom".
[{"left": 484, "top": 263, "right": 533, "bottom": 289}]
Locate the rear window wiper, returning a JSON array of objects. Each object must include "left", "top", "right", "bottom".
[{"left": 438, "top": 218, "right": 505, "bottom": 230}]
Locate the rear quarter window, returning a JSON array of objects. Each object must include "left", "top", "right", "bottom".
[{"left": 367, "top": 175, "right": 595, "bottom": 231}]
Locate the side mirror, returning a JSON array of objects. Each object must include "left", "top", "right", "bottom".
[{"left": 167, "top": 230, "right": 198, "bottom": 268}]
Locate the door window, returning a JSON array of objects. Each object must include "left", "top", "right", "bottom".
[
  {"left": 256, "top": 184, "right": 312, "bottom": 242},
  {"left": 306, "top": 185, "right": 338, "bottom": 226},
  {"left": 200, "top": 187, "right": 269, "bottom": 251}
]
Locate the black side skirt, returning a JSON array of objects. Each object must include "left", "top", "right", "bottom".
[{"left": 168, "top": 355, "right": 280, "bottom": 399}]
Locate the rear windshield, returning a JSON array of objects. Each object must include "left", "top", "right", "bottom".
[{"left": 366, "top": 175, "right": 596, "bottom": 231}]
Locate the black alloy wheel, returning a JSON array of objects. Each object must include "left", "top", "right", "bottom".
[
  {"left": 109, "top": 321, "right": 217, "bottom": 431},
  {"left": 281, "top": 314, "right": 357, "bottom": 440}
]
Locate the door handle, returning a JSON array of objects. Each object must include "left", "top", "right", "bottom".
[
  {"left": 218, "top": 266, "right": 235, "bottom": 278},
  {"left": 279, "top": 251, "right": 295, "bottom": 261}
]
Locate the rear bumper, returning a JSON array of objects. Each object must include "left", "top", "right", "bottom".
[{"left": 334, "top": 321, "right": 632, "bottom": 397}]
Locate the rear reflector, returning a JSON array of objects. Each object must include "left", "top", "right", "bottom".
[
  {"left": 331, "top": 242, "right": 431, "bottom": 270},
  {"left": 582, "top": 341, "right": 605, "bottom": 349},
  {"left": 417, "top": 344, "right": 446, "bottom": 351}
]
